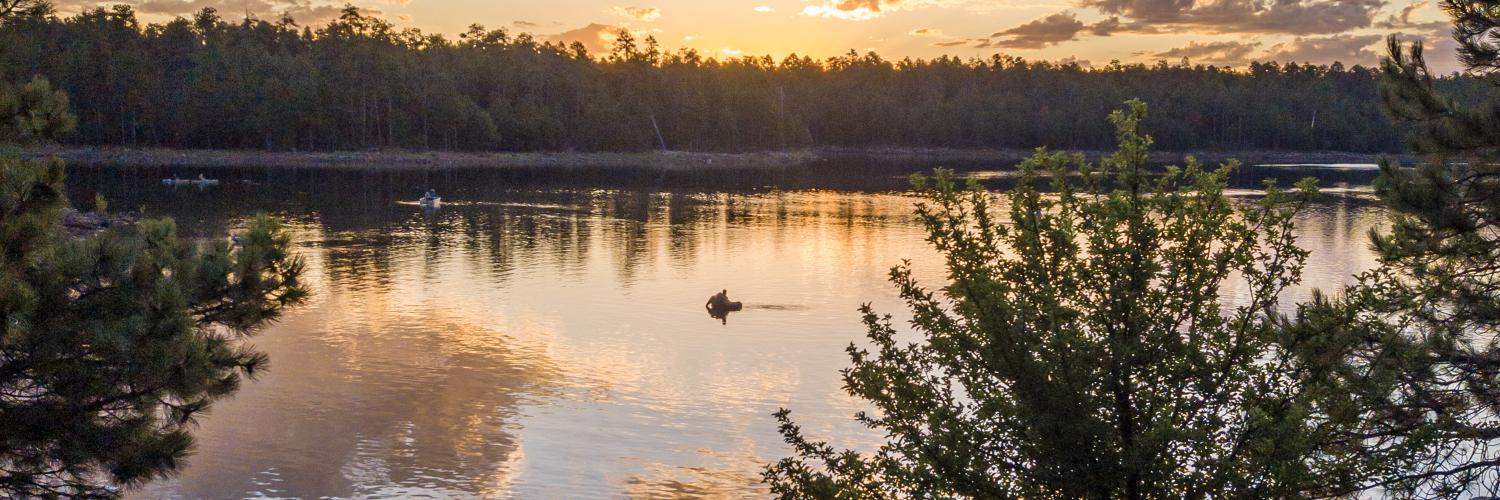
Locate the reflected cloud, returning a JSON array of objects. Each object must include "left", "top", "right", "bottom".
[{"left": 88, "top": 164, "right": 1384, "bottom": 497}]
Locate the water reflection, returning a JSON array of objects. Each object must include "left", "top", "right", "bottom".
[
  {"left": 59, "top": 164, "right": 1387, "bottom": 498},
  {"left": 706, "top": 307, "right": 736, "bottom": 325}
]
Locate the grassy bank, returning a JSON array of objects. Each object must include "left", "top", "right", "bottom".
[{"left": 21, "top": 145, "right": 1408, "bottom": 171}]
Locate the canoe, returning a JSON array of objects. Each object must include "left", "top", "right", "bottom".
[{"left": 708, "top": 301, "right": 743, "bottom": 312}]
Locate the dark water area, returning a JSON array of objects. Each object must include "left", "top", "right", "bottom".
[
  {"left": 65, "top": 160, "right": 1385, "bottom": 231},
  {"left": 58, "top": 162, "right": 1387, "bottom": 498}
]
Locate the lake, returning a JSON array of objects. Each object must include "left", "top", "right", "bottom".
[{"left": 64, "top": 162, "right": 1388, "bottom": 499}]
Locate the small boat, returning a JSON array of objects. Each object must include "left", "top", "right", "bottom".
[
  {"left": 419, "top": 195, "right": 441, "bottom": 207},
  {"left": 163, "top": 174, "right": 219, "bottom": 187},
  {"left": 705, "top": 290, "right": 743, "bottom": 313},
  {"left": 705, "top": 297, "right": 743, "bottom": 324}
]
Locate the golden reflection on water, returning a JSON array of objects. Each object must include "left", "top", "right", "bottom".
[{"left": 127, "top": 187, "right": 1383, "bottom": 499}]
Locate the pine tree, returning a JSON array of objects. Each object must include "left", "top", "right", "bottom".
[
  {"left": 0, "top": 58, "right": 307, "bottom": 500},
  {"left": 0, "top": 0, "right": 43, "bottom": 21},
  {"left": 1291, "top": 1, "right": 1500, "bottom": 495},
  {"left": 0, "top": 76, "right": 75, "bottom": 140},
  {"left": 761, "top": 101, "right": 1405, "bottom": 497}
]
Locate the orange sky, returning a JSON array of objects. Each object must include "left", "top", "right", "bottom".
[{"left": 53, "top": 0, "right": 1464, "bottom": 71}]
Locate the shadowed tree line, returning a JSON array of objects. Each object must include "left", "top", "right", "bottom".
[{"left": 0, "top": 3, "right": 1492, "bottom": 154}]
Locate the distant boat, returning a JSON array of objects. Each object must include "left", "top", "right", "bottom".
[
  {"left": 162, "top": 174, "right": 219, "bottom": 187},
  {"left": 419, "top": 194, "right": 441, "bottom": 208}
]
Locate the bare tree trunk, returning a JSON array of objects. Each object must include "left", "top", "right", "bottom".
[
  {"left": 358, "top": 91, "right": 368, "bottom": 147},
  {"left": 650, "top": 113, "right": 667, "bottom": 150}
]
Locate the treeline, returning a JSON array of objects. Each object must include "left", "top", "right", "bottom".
[{"left": 0, "top": 4, "right": 1486, "bottom": 153}]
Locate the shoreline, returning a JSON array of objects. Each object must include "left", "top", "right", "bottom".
[{"left": 20, "top": 145, "right": 1410, "bottom": 171}]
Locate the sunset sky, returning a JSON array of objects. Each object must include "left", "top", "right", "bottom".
[{"left": 52, "top": 0, "right": 1463, "bottom": 71}]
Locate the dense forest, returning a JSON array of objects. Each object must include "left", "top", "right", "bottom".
[{"left": 0, "top": 4, "right": 1488, "bottom": 153}]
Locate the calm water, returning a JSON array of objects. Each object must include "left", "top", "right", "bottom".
[{"left": 62, "top": 162, "right": 1386, "bottom": 499}]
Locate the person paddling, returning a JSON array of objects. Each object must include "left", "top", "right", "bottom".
[
  {"left": 706, "top": 289, "right": 731, "bottom": 310},
  {"left": 705, "top": 289, "right": 743, "bottom": 325}
]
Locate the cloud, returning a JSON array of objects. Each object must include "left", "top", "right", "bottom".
[
  {"left": 753, "top": 5, "right": 774, "bottom": 12},
  {"left": 1378, "top": 31, "right": 1463, "bottom": 72},
  {"left": 986, "top": 12, "right": 1086, "bottom": 49},
  {"left": 1081, "top": 0, "right": 1385, "bottom": 35},
  {"left": 1059, "top": 56, "right": 1092, "bottom": 67},
  {"left": 609, "top": 5, "right": 660, "bottom": 22},
  {"left": 1147, "top": 40, "right": 1263, "bottom": 64},
  {"left": 513, "top": 20, "right": 538, "bottom": 28},
  {"left": 1261, "top": 34, "right": 1383, "bottom": 64},
  {"left": 129, "top": 0, "right": 239, "bottom": 15},
  {"left": 288, "top": 4, "right": 380, "bottom": 24},
  {"left": 801, "top": 0, "right": 890, "bottom": 20},
  {"left": 1417, "top": 34, "right": 1464, "bottom": 74},
  {"left": 1375, "top": 0, "right": 1447, "bottom": 30},
  {"left": 909, "top": 27, "right": 943, "bottom": 36},
  {"left": 799, "top": 0, "right": 971, "bottom": 20},
  {"left": 1089, "top": 16, "right": 1121, "bottom": 35},
  {"left": 52, "top": 0, "right": 364, "bottom": 25},
  {"left": 933, "top": 39, "right": 971, "bottom": 46},
  {"left": 548, "top": 23, "right": 627, "bottom": 55}
]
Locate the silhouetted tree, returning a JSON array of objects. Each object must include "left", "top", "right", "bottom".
[
  {"left": 1262, "top": 2, "right": 1500, "bottom": 496},
  {"left": 0, "top": 21, "right": 308, "bottom": 498},
  {"left": 0, "top": 0, "right": 43, "bottom": 21},
  {"left": 761, "top": 101, "right": 1421, "bottom": 497}
]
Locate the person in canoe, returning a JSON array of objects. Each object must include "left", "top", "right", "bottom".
[
  {"left": 705, "top": 289, "right": 742, "bottom": 325},
  {"left": 706, "top": 289, "right": 743, "bottom": 312}
]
